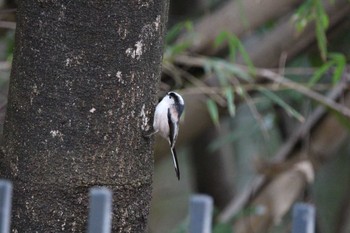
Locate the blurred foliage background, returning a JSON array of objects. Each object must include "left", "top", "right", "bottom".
[{"left": 0, "top": 0, "right": 349, "bottom": 233}]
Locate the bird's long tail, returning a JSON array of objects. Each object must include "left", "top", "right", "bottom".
[{"left": 170, "top": 147, "right": 180, "bottom": 180}]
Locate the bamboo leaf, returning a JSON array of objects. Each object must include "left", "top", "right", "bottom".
[
  {"left": 320, "top": 12, "right": 329, "bottom": 28},
  {"left": 214, "top": 31, "right": 229, "bottom": 48},
  {"left": 223, "top": 62, "right": 252, "bottom": 81},
  {"left": 294, "top": 18, "right": 307, "bottom": 33},
  {"left": 225, "top": 87, "right": 235, "bottom": 117},
  {"left": 184, "top": 21, "right": 193, "bottom": 31},
  {"left": 236, "top": 39, "right": 256, "bottom": 75},
  {"left": 331, "top": 109, "right": 350, "bottom": 131},
  {"left": 227, "top": 35, "right": 238, "bottom": 62},
  {"left": 213, "top": 223, "right": 231, "bottom": 233},
  {"left": 329, "top": 53, "right": 346, "bottom": 84},
  {"left": 166, "top": 42, "right": 190, "bottom": 57},
  {"left": 308, "top": 61, "right": 333, "bottom": 87},
  {"left": 171, "top": 218, "right": 188, "bottom": 233},
  {"left": 206, "top": 99, "right": 220, "bottom": 128},
  {"left": 203, "top": 60, "right": 214, "bottom": 75},
  {"left": 315, "top": 22, "right": 328, "bottom": 60},
  {"left": 293, "top": 0, "right": 313, "bottom": 33},
  {"left": 293, "top": 0, "right": 329, "bottom": 59},
  {"left": 165, "top": 21, "right": 193, "bottom": 44},
  {"left": 258, "top": 87, "right": 305, "bottom": 122},
  {"left": 212, "top": 61, "right": 229, "bottom": 86},
  {"left": 208, "top": 124, "right": 257, "bottom": 152},
  {"left": 314, "top": 0, "right": 329, "bottom": 60}
]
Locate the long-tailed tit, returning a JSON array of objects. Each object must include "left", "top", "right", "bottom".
[{"left": 148, "top": 91, "right": 185, "bottom": 180}]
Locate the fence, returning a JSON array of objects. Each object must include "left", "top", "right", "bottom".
[
  {"left": 0, "top": 180, "right": 112, "bottom": 233},
  {"left": 0, "top": 179, "right": 315, "bottom": 233},
  {"left": 189, "top": 196, "right": 315, "bottom": 233}
]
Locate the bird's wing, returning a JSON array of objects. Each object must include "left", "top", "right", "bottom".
[
  {"left": 167, "top": 107, "right": 178, "bottom": 148},
  {"left": 168, "top": 108, "right": 180, "bottom": 180}
]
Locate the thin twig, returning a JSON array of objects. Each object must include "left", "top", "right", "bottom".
[
  {"left": 254, "top": 68, "right": 350, "bottom": 118},
  {"left": 0, "top": 61, "right": 11, "bottom": 71},
  {"left": 173, "top": 54, "right": 350, "bottom": 117},
  {"left": 181, "top": 83, "right": 336, "bottom": 95},
  {"left": 230, "top": 76, "right": 270, "bottom": 139},
  {"left": 174, "top": 54, "right": 316, "bottom": 76},
  {"left": 0, "top": 21, "right": 16, "bottom": 29},
  {"left": 180, "top": 70, "right": 227, "bottom": 106},
  {"left": 162, "top": 62, "right": 183, "bottom": 87},
  {"left": 272, "top": 81, "right": 348, "bottom": 162},
  {"left": 0, "top": 9, "right": 17, "bottom": 14},
  {"left": 164, "top": 61, "right": 227, "bottom": 106}
]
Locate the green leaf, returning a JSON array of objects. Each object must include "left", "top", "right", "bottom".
[
  {"left": 213, "top": 223, "right": 232, "bottom": 233},
  {"left": 315, "top": 0, "right": 329, "bottom": 29},
  {"left": 308, "top": 61, "right": 333, "bottom": 87},
  {"left": 166, "top": 42, "right": 190, "bottom": 57},
  {"left": 329, "top": 53, "right": 346, "bottom": 84},
  {"left": 225, "top": 87, "right": 235, "bottom": 117},
  {"left": 293, "top": 0, "right": 329, "bottom": 59},
  {"left": 207, "top": 99, "right": 220, "bottom": 128},
  {"left": 258, "top": 87, "right": 305, "bottom": 122},
  {"left": 308, "top": 52, "right": 346, "bottom": 87},
  {"left": 208, "top": 120, "right": 259, "bottom": 152},
  {"left": 320, "top": 12, "right": 329, "bottom": 28},
  {"left": 227, "top": 35, "right": 238, "bottom": 62},
  {"left": 214, "top": 32, "right": 256, "bottom": 74},
  {"left": 236, "top": 86, "right": 244, "bottom": 96},
  {"left": 314, "top": 0, "right": 329, "bottom": 60},
  {"left": 214, "top": 31, "right": 229, "bottom": 48},
  {"left": 170, "top": 217, "right": 188, "bottom": 233},
  {"left": 203, "top": 60, "right": 214, "bottom": 75},
  {"left": 236, "top": 39, "right": 256, "bottom": 75},
  {"left": 165, "top": 21, "right": 193, "bottom": 44},
  {"left": 212, "top": 61, "right": 229, "bottom": 86},
  {"left": 214, "top": 32, "right": 239, "bottom": 62},
  {"left": 165, "top": 23, "right": 183, "bottom": 44},
  {"left": 221, "top": 62, "right": 252, "bottom": 81},
  {"left": 315, "top": 22, "right": 328, "bottom": 60},
  {"left": 293, "top": 0, "right": 313, "bottom": 33},
  {"left": 331, "top": 109, "right": 350, "bottom": 131},
  {"left": 184, "top": 21, "right": 193, "bottom": 31}
]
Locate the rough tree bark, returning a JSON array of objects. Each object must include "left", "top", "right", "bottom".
[{"left": 0, "top": 0, "right": 169, "bottom": 232}]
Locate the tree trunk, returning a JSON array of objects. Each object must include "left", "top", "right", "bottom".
[{"left": 0, "top": 1, "right": 169, "bottom": 232}]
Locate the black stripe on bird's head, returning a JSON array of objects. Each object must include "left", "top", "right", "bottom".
[{"left": 167, "top": 91, "right": 184, "bottom": 116}]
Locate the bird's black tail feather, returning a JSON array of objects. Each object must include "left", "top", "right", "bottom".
[{"left": 170, "top": 147, "right": 180, "bottom": 180}]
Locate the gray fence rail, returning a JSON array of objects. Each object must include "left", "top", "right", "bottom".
[
  {"left": 87, "top": 187, "right": 113, "bottom": 233},
  {"left": 0, "top": 180, "right": 12, "bottom": 233},
  {"left": 292, "top": 203, "right": 315, "bottom": 233},
  {"left": 189, "top": 194, "right": 213, "bottom": 233}
]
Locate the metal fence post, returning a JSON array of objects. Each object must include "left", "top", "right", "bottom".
[
  {"left": 189, "top": 194, "right": 213, "bottom": 233},
  {"left": 87, "top": 187, "right": 113, "bottom": 233},
  {"left": 292, "top": 203, "right": 315, "bottom": 233},
  {"left": 0, "top": 180, "right": 13, "bottom": 233}
]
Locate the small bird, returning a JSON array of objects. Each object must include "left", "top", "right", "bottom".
[{"left": 149, "top": 91, "right": 184, "bottom": 180}]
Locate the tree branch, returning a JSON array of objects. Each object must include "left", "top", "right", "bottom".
[{"left": 179, "top": 0, "right": 303, "bottom": 56}]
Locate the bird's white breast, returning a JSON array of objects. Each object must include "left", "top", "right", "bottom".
[{"left": 153, "top": 99, "right": 170, "bottom": 139}]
